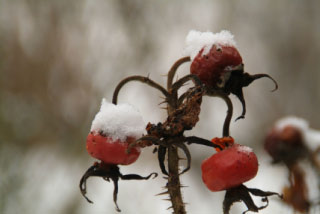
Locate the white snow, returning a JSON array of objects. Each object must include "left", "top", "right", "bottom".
[
  {"left": 275, "top": 116, "right": 309, "bottom": 133},
  {"left": 184, "top": 30, "right": 237, "bottom": 60},
  {"left": 90, "top": 98, "right": 145, "bottom": 141},
  {"left": 236, "top": 144, "right": 253, "bottom": 154},
  {"left": 305, "top": 129, "right": 320, "bottom": 150}
]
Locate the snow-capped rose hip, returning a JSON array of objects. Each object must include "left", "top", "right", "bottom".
[
  {"left": 85, "top": 99, "right": 145, "bottom": 164},
  {"left": 80, "top": 99, "right": 157, "bottom": 212},
  {"left": 264, "top": 117, "right": 309, "bottom": 165},
  {"left": 86, "top": 132, "right": 140, "bottom": 165},
  {"left": 191, "top": 44, "right": 242, "bottom": 88},
  {"left": 185, "top": 30, "right": 278, "bottom": 120},
  {"left": 201, "top": 143, "right": 258, "bottom": 191}
]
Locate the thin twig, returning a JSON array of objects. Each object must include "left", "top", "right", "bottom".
[
  {"left": 167, "top": 56, "right": 191, "bottom": 91},
  {"left": 112, "top": 75, "right": 169, "bottom": 104},
  {"left": 171, "top": 74, "right": 202, "bottom": 94},
  {"left": 167, "top": 146, "right": 187, "bottom": 214}
]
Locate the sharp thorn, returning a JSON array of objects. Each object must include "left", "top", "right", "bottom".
[
  {"left": 167, "top": 206, "right": 173, "bottom": 210},
  {"left": 158, "top": 100, "right": 168, "bottom": 105},
  {"left": 155, "top": 191, "right": 169, "bottom": 196}
]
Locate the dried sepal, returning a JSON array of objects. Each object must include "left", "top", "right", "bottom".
[
  {"left": 223, "top": 69, "right": 278, "bottom": 120},
  {"left": 223, "top": 184, "right": 282, "bottom": 214},
  {"left": 79, "top": 162, "right": 157, "bottom": 212},
  {"left": 173, "top": 142, "right": 191, "bottom": 175},
  {"left": 158, "top": 145, "right": 168, "bottom": 175}
]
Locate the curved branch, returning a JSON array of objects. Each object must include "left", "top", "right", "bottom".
[
  {"left": 112, "top": 75, "right": 169, "bottom": 104},
  {"left": 167, "top": 56, "right": 191, "bottom": 90},
  {"left": 171, "top": 74, "right": 202, "bottom": 94},
  {"left": 177, "top": 90, "right": 191, "bottom": 106},
  {"left": 205, "top": 90, "right": 233, "bottom": 137}
]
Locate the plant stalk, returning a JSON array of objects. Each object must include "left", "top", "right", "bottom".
[
  {"left": 167, "top": 59, "right": 187, "bottom": 213},
  {"left": 167, "top": 146, "right": 186, "bottom": 214}
]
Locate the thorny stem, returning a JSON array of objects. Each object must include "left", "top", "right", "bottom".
[
  {"left": 112, "top": 75, "right": 169, "bottom": 104},
  {"left": 167, "top": 146, "right": 186, "bottom": 214},
  {"left": 110, "top": 57, "right": 233, "bottom": 214},
  {"left": 166, "top": 58, "right": 189, "bottom": 214},
  {"left": 111, "top": 59, "right": 189, "bottom": 213}
]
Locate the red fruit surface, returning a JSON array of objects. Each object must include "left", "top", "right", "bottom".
[
  {"left": 190, "top": 45, "right": 242, "bottom": 87},
  {"left": 201, "top": 144, "right": 258, "bottom": 192},
  {"left": 86, "top": 132, "right": 141, "bottom": 165}
]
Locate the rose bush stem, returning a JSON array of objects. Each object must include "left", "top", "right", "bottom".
[{"left": 167, "top": 146, "right": 186, "bottom": 214}]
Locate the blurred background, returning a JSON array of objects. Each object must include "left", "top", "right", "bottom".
[{"left": 1, "top": 0, "right": 320, "bottom": 213}]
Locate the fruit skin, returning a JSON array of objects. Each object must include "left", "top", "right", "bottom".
[
  {"left": 201, "top": 144, "right": 258, "bottom": 192},
  {"left": 190, "top": 45, "right": 242, "bottom": 88},
  {"left": 86, "top": 132, "right": 141, "bottom": 165}
]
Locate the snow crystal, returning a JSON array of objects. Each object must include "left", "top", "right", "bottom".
[
  {"left": 90, "top": 99, "right": 145, "bottom": 141},
  {"left": 236, "top": 145, "right": 253, "bottom": 154},
  {"left": 274, "top": 116, "right": 309, "bottom": 133},
  {"left": 184, "top": 30, "right": 237, "bottom": 60}
]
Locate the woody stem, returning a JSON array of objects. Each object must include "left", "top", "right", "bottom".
[
  {"left": 167, "top": 73, "right": 186, "bottom": 214},
  {"left": 167, "top": 145, "right": 186, "bottom": 214}
]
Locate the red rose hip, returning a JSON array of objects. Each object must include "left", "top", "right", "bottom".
[
  {"left": 201, "top": 144, "right": 258, "bottom": 191},
  {"left": 86, "top": 132, "right": 141, "bottom": 165},
  {"left": 191, "top": 45, "right": 242, "bottom": 88},
  {"left": 264, "top": 125, "right": 307, "bottom": 165}
]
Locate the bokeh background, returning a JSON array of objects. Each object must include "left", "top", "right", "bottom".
[{"left": 1, "top": 0, "right": 320, "bottom": 213}]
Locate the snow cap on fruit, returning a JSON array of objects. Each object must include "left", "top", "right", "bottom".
[
  {"left": 184, "top": 30, "right": 237, "bottom": 60},
  {"left": 90, "top": 99, "right": 145, "bottom": 141}
]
